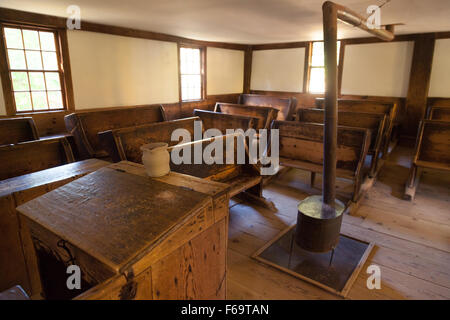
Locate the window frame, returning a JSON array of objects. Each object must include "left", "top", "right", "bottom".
[
  {"left": 307, "top": 40, "right": 341, "bottom": 94},
  {"left": 0, "top": 22, "right": 73, "bottom": 115},
  {"left": 178, "top": 43, "right": 206, "bottom": 103}
]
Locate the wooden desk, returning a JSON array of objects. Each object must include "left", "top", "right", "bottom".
[
  {"left": 0, "top": 159, "right": 109, "bottom": 297},
  {"left": 17, "top": 162, "right": 230, "bottom": 300}
]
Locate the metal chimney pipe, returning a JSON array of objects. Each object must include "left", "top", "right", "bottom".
[{"left": 321, "top": 1, "right": 394, "bottom": 206}]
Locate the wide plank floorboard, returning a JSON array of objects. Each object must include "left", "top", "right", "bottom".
[{"left": 227, "top": 145, "right": 450, "bottom": 300}]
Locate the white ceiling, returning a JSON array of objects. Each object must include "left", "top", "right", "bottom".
[{"left": 2, "top": 0, "right": 450, "bottom": 44}]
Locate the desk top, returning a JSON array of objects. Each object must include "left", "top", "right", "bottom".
[{"left": 17, "top": 164, "right": 224, "bottom": 273}]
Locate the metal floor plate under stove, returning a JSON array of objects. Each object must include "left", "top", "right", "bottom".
[{"left": 253, "top": 225, "right": 374, "bottom": 297}]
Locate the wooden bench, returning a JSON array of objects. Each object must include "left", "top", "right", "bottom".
[
  {"left": 98, "top": 117, "right": 199, "bottom": 163},
  {"left": 239, "top": 94, "right": 297, "bottom": 121},
  {"left": 271, "top": 120, "right": 371, "bottom": 203},
  {"left": 404, "top": 120, "right": 450, "bottom": 201},
  {"left": 0, "top": 159, "right": 108, "bottom": 297},
  {"left": 427, "top": 106, "right": 450, "bottom": 121},
  {"left": 64, "top": 105, "right": 166, "bottom": 159},
  {"left": 315, "top": 98, "right": 397, "bottom": 156},
  {"left": 297, "top": 108, "right": 387, "bottom": 177},
  {"left": 99, "top": 120, "right": 274, "bottom": 210},
  {"left": 193, "top": 109, "right": 257, "bottom": 133},
  {"left": 0, "top": 117, "right": 39, "bottom": 146},
  {"left": 0, "top": 137, "right": 75, "bottom": 181},
  {"left": 214, "top": 103, "right": 279, "bottom": 130}
]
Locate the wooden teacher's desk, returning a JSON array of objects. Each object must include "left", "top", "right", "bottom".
[
  {"left": 0, "top": 159, "right": 109, "bottom": 297},
  {"left": 17, "top": 161, "right": 230, "bottom": 300}
]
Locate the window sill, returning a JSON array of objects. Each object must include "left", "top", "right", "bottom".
[
  {"left": 14, "top": 109, "right": 68, "bottom": 116},
  {"left": 181, "top": 99, "right": 206, "bottom": 103}
]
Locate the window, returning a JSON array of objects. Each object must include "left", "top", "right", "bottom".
[
  {"left": 179, "top": 46, "right": 205, "bottom": 101},
  {"left": 2, "top": 25, "right": 66, "bottom": 112},
  {"left": 308, "top": 41, "right": 341, "bottom": 93}
]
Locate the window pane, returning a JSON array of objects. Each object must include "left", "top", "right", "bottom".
[
  {"left": 45, "top": 72, "right": 61, "bottom": 90},
  {"left": 23, "top": 30, "right": 40, "bottom": 50},
  {"left": 311, "top": 42, "right": 324, "bottom": 67},
  {"left": 4, "top": 28, "right": 23, "bottom": 49},
  {"left": 180, "top": 47, "right": 201, "bottom": 100},
  {"left": 31, "top": 91, "right": 48, "bottom": 110},
  {"left": 180, "top": 48, "right": 200, "bottom": 75},
  {"left": 29, "top": 72, "right": 46, "bottom": 90},
  {"left": 39, "top": 31, "right": 56, "bottom": 51},
  {"left": 14, "top": 92, "right": 32, "bottom": 111},
  {"left": 8, "top": 49, "right": 26, "bottom": 69},
  {"left": 25, "top": 50, "right": 43, "bottom": 70},
  {"left": 309, "top": 68, "right": 325, "bottom": 93},
  {"left": 11, "top": 72, "right": 29, "bottom": 91},
  {"left": 42, "top": 51, "right": 58, "bottom": 70},
  {"left": 48, "top": 91, "right": 63, "bottom": 109},
  {"left": 311, "top": 41, "right": 341, "bottom": 67},
  {"left": 181, "top": 74, "right": 201, "bottom": 100}
]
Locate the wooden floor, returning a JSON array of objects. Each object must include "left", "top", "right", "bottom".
[{"left": 227, "top": 145, "right": 450, "bottom": 300}]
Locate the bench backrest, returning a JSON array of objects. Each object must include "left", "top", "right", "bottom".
[
  {"left": 414, "top": 120, "right": 450, "bottom": 169},
  {"left": 65, "top": 105, "right": 166, "bottom": 159},
  {"left": 98, "top": 117, "right": 199, "bottom": 163},
  {"left": 0, "top": 137, "right": 75, "bottom": 180},
  {"left": 193, "top": 109, "right": 256, "bottom": 133},
  {"left": 272, "top": 120, "right": 370, "bottom": 173},
  {"left": 168, "top": 133, "right": 250, "bottom": 181},
  {"left": 297, "top": 108, "right": 386, "bottom": 151},
  {"left": 239, "top": 94, "right": 297, "bottom": 121},
  {"left": 315, "top": 98, "right": 395, "bottom": 116},
  {"left": 214, "top": 103, "right": 278, "bottom": 130},
  {"left": 428, "top": 106, "right": 450, "bottom": 121},
  {"left": 0, "top": 117, "right": 39, "bottom": 146}
]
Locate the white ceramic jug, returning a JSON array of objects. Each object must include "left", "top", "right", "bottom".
[{"left": 140, "top": 142, "right": 170, "bottom": 177}]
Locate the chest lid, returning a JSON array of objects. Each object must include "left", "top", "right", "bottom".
[{"left": 17, "top": 167, "right": 212, "bottom": 274}]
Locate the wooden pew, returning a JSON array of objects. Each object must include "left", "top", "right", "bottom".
[
  {"left": 297, "top": 108, "right": 387, "bottom": 177},
  {"left": 315, "top": 98, "right": 397, "bottom": 156},
  {"left": 272, "top": 120, "right": 371, "bottom": 203},
  {"left": 168, "top": 134, "right": 263, "bottom": 196},
  {"left": 98, "top": 117, "right": 199, "bottom": 163},
  {"left": 193, "top": 109, "right": 257, "bottom": 133},
  {"left": 99, "top": 120, "right": 274, "bottom": 210},
  {"left": 427, "top": 106, "right": 450, "bottom": 121},
  {"left": 64, "top": 105, "right": 166, "bottom": 159},
  {"left": 0, "top": 137, "right": 75, "bottom": 181},
  {"left": 239, "top": 94, "right": 297, "bottom": 121},
  {"left": 214, "top": 103, "right": 279, "bottom": 130},
  {"left": 404, "top": 120, "right": 450, "bottom": 201},
  {"left": 0, "top": 117, "right": 39, "bottom": 146},
  {"left": 0, "top": 159, "right": 108, "bottom": 297}
]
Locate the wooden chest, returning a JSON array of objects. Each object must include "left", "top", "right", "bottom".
[{"left": 17, "top": 162, "right": 230, "bottom": 300}]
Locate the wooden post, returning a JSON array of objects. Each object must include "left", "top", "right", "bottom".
[{"left": 322, "top": 1, "right": 338, "bottom": 206}]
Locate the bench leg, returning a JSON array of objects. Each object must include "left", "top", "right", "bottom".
[
  {"left": 235, "top": 182, "right": 277, "bottom": 212},
  {"left": 404, "top": 165, "right": 421, "bottom": 201}
]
